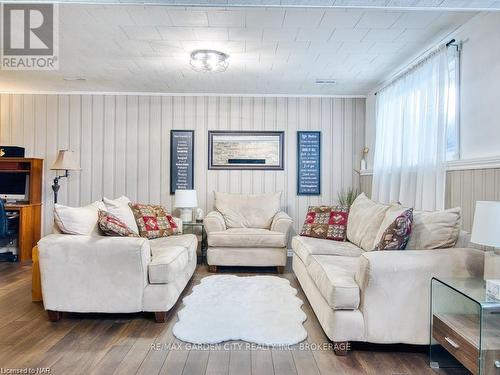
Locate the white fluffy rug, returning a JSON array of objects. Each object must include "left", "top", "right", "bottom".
[{"left": 173, "top": 275, "right": 307, "bottom": 346}]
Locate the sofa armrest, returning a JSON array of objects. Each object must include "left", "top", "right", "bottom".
[
  {"left": 38, "top": 234, "right": 151, "bottom": 312},
  {"left": 271, "top": 211, "right": 293, "bottom": 235},
  {"left": 355, "top": 248, "right": 484, "bottom": 344},
  {"left": 204, "top": 211, "right": 226, "bottom": 234}
]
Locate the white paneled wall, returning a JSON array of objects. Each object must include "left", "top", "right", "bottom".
[
  {"left": 0, "top": 94, "right": 365, "bottom": 236},
  {"left": 360, "top": 168, "right": 500, "bottom": 232}
]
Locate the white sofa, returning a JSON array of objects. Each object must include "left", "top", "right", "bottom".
[
  {"left": 205, "top": 192, "right": 293, "bottom": 272},
  {"left": 38, "top": 222, "right": 197, "bottom": 323},
  {"left": 292, "top": 194, "right": 484, "bottom": 353}
]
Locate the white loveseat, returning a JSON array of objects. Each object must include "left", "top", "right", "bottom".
[
  {"left": 292, "top": 193, "right": 484, "bottom": 353},
  {"left": 205, "top": 192, "right": 293, "bottom": 272},
  {"left": 38, "top": 221, "right": 197, "bottom": 323}
]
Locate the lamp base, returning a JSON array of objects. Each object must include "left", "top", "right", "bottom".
[
  {"left": 179, "top": 208, "right": 193, "bottom": 223},
  {"left": 484, "top": 250, "right": 500, "bottom": 279}
]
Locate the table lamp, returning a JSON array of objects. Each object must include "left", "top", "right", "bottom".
[
  {"left": 51, "top": 150, "right": 81, "bottom": 204},
  {"left": 174, "top": 189, "right": 198, "bottom": 223},
  {"left": 471, "top": 201, "right": 500, "bottom": 282}
]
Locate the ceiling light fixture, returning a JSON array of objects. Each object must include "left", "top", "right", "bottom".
[{"left": 190, "top": 50, "right": 229, "bottom": 73}]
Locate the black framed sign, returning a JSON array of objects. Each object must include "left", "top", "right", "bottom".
[
  {"left": 170, "top": 130, "right": 194, "bottom": 194},
  {"left": 208, "top": 130, "right": 284, "bottom": 170},
  {"left": 297, "top": 131, "right": 321, "bottom": 195}
]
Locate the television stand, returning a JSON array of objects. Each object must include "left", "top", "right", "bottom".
[{"left": 0, "top": 158, "right": 43, "bottom": 261}]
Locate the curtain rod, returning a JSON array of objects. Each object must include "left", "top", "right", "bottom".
[{"left": 374, "top": 38, "right": 459, "bottom": 96}]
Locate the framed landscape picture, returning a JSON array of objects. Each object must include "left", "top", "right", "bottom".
[{"left": 208, "top": 131, "right": 285, "bottom": 170}]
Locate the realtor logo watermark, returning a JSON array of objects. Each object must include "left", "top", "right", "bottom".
[{"left": 1, "top": 3, "right": 59, "bottom": 70}]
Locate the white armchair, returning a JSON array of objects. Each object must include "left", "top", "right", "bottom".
[{"left": 205, "top": 192, "right": 293, "bottom": 273}]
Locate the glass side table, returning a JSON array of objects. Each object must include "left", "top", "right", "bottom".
[
  {"left": 182, "top": 221, "right": 207, "bottom": 264},
  {"left": 430, "top": 277, "right": 500, "bottom": 375}
]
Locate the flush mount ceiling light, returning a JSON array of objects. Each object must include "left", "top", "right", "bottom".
[{"left": 190, "top": 50, "right": 229, "bottom": 73}]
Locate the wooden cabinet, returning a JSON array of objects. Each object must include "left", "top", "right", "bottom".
[
  {"left": 0, "top": 158, "right": 43, "bottom": 261},
  {"left": 433, "top": 314, "right": 480, "bottom": 374}
]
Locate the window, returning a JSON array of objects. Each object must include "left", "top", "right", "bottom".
[{"left": 372, "top": 45, "right": 460, "bottom": 210}]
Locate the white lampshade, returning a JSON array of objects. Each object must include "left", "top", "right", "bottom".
[
  {"left": 471, "top": 201, "right": 500, "bottom": 248},
  {"left": 174, "top": 189, "right": 198, "bottom": 208},
  {"left": 51, "top": 150, "right": 81, "bottom": 171}
]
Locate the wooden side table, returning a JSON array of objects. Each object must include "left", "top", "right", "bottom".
[
  {"left": 182, "top": 221, "right": 207, "bottom": 264},
  {"left": 430, "top": 277, "right": 500, "bottom": 375}
]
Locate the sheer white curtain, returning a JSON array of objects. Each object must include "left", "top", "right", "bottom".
[{"left": 371, "top": 46, "right": 458, "bottom": 211}]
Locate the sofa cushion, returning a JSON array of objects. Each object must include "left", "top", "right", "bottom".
[
  {"left": 103, "top": 196, "right": 139, "bottom": 235},
  {"left": 374, "top": 208, "right": 413, "bottom": 250},
  {"left": 373, "top": 204, "right": 407, "bottom": 248},
  {"left": 214, "top": 192, "right": 281, "bottom": 229},
  {"left": 54, "top": 201, "right": 106, "bottom": 236},
  {"left": 98, "top": 210, "right": 138, "bottom": 237},
  {"left": 129, "top": 203, "right": 178, "bottom": 239},
  {"left": 306, "top": 255, "right": 360, "bottom": 309},
  {"left": 208, "top": 228, "right": 286, "bottom": 248},
  {"left": 150, "top": 234, "right": 197, "bottom": 262},
  {"left": 347, "top": 193, "right": 390, "bottom": 251},
  {"left": 406, "top": 207, "right": 461, "bottom": 250},
  {"left": 148, "top": 234, "right": 197, "bottom": 284},
  {"left": 148, "top": 245, "right": 189, "bottom": 284},
  {"left": 292, "top": 236, "right": 364, "bottom": 266},
  {"left": 300, "top": 206, "right": 349, "bottom": 241}
]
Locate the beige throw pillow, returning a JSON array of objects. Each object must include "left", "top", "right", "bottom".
[
  {"left": 346, "top": 193, "right": 390, "bottom": 251},
  {"left": 406, "top": 207, "right": 461, "bottom": 250},
  {"left": 54, "top": 201, "right": 106, "bottom": 236}
]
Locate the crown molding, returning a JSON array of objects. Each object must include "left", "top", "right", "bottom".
[{"left": 0, "top": 90, "right": 366, "bottom": 99}]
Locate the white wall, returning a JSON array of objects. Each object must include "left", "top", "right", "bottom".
[
  {"left": 365, "top": 93, "right": 376, "bottom": 169},
  {"left": 0, "top": 94, "right": 365, "bottom": 236},
  {"left": 455, "top": 12, "right": 500, "bottom": 160},
  {"left": 365, "top": 12, "right": 500, "bottom": 166}
]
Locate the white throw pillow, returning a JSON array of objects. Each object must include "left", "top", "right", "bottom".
[
  {"left": 54, "top": 201, "right": 106, "bottom": 236},
  {"left": 406, "top": 207, "right": 461, "bottom": 250},
  {"left": 103, "top": 196, "right": 139, "bottom": 235}
]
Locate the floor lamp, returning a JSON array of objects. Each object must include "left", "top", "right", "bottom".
[{"left": 51, "top": 150, "right": 81, "bottom": 204}]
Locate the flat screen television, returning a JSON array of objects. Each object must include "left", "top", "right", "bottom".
[{"left": 0, "top": 173, "right": 29, "bottom": 201}]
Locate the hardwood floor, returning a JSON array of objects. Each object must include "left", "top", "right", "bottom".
[{"left": 0, "top": 260, "right": 468, "bottom": 375}]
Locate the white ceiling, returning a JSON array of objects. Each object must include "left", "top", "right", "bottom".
[
  {"left": 21, "top": 0, "right": 500, "bottom": 10},
  {"left": 0, "top": 4, "right": 479, "bottom": 95}
]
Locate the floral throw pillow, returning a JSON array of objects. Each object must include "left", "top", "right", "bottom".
[
  {"left": 129, "top": 203, "right": 178, "bottom": 239},
  {"left": 98, "top": 210, "right": 138, "bottom": 237},
  {"left": 300, "top": 206, "right": 349, "bottom": 241},
  {"left": 375, "top": 208, "right": 413, "bottom": 250}
]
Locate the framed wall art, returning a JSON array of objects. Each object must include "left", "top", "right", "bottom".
[
  {"left": 208, "top": 130, "right": 284, "bottom": 170},
  {"left": 297, "top": 131, "right": 321, "bottom": 195},
  {"left": 170, "top": 130, "right": 194, "bottom": 194}
]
